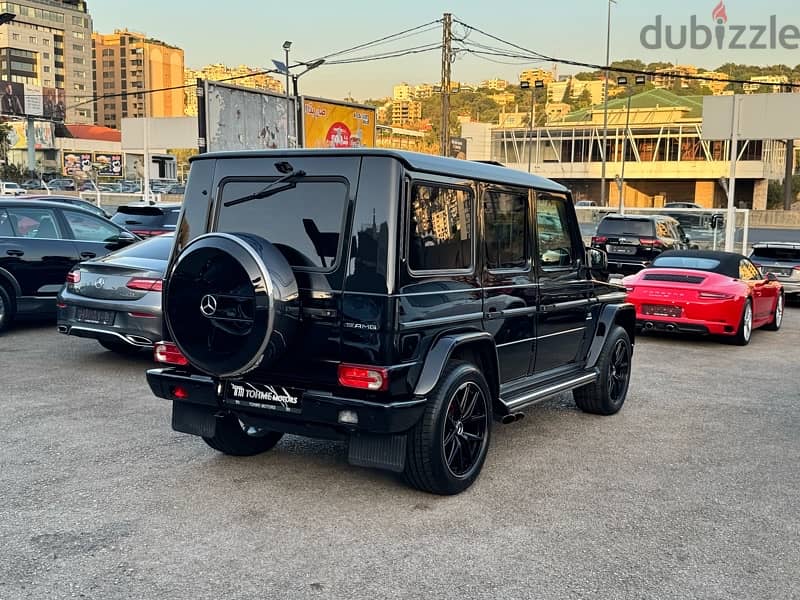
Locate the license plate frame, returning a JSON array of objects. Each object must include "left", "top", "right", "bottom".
[
  {"left": 223, "top": 381, "right": 303, "bottom": 414},
  {"left": 74, "top": 307, "right": 115, "bottom": 325},
  {"left": 607, "top": 244, "right": 636, "bottom": 255},
  {"left": 641, "top": 304, "right": 682, "bottom": 318}
]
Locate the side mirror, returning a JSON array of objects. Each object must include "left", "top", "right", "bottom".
[
  {"left": 587, "top": 247, "right": 608, "bottom": 272},
  {"left": 765, "top": 272, "right": 778, "bottom": 282},
  {"left": 112, "top": 230, "right": 139, "bottom": 245}
]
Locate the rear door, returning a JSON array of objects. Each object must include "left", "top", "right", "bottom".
[
  {"left": 0, "top": 205, "right": 78, "bottom": 298},
  {"left": 482, "top": 184, "right": 535, "bottom": 383},
  {"left": 61, "top": 208, "right": 129, "bottom": 261},
  {"left": 532, "top": 192, "right": 593, "bottom": 374}
]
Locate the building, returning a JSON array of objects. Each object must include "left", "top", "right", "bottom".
[
  {"left": 391, "top": 100, "right": 421, "bottom": 126},
  {"left": 698, "top": 71, "right": 730, "bottom": 95},
  {"left": 743, "top": 75, "right": 790, "bottom": 94},
  {"left": 544, "top": 102, "right": 571, "bottom": 123},
  {"left": 0, "top": 0, "right": 94, "bottom": 123},
  {"left": 519, "top": 68, "right": 555, "bottom": 87},
  {"left": 652, "top": 65, "right": 699, "bottom": 90},
  {"left": 547, "top": 77, "right": 607, "bottom": 106},
  {"left": 463, "top": 88, "right": 788, "bottom": 210},
  {"left": 490, "top": 92, "right": 515, "bottom": 107},
  {"left": 480, "top": 78, "right": 508, "bottom": 91},
  {"left": 414, "top": 83, "right": 434, "bottom": 98},
  {"left": 184, "top": 63, "right": 283, "bottom": 117},
  {"left": 92, "top": 29, "right": 185, "bottom": 129},
  {"left": 393, "top": 83, "right": 413, "bottom": 101}
]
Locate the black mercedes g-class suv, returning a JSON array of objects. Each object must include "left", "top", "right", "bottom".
[{"left": 147, "top": 149, "right": 635, "bottom": 495}]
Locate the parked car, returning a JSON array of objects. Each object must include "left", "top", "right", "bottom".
[
  {"left": 164, "top": 183, "right": 185, "bottom": 195},
  {"left": 20, "top": 194, "right": 112, "bottom": 219},
  {"left": 21, "top": 179, "right": 44, "bottom": 190},
  {"left": 0, "top": 181, "right": 25, "bottom": 196},
  {"left": 749, "top": 242, "right": 800, "bottom": 304},
  {"left": 663, "top": 202, "right": 703, "bottom": 209},
  {"left": 57, "top": 233, "right": 173, "bottom": 354},
  {"left": 146, "top": 148, "right": 634, "bottom": 495},
  {"left": 0, "top": 199, "right": 139, "bottom": 331},
  {"left": 622, "top": 249, "right": 784, "bottom": 344},
  {"left": 110, "top": 203, "right": 182, "bottom": 237},
  {"left": 575, "top": 200, "right": 597, "bottom": 207},
  {"left": 47, "top": 178, "right": 76, "bottom": 191},
  {"left": 591, "top": 213, "right": 690, "bottom": 275}
]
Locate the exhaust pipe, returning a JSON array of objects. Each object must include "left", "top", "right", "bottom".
[
  {"left": 500, "top": 413, "right": 526, "bottom": 425},
  {"left": 643, "top": 322, "right": 654, "bottom": 330},
  {"left": 57, "top": 325, "right": 68, "bottom": 333},
  {"left": 665, "top": 324, "right": 676, "bottom": 332},
  {"left": 125, "top": 335, "right": 153, "bottom": 346}
]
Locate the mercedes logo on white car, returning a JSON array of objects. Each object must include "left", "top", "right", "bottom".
[{"left": 200, "top": 294, "right": 217, "bottom": 317}]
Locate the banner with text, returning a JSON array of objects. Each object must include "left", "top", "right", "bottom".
[{"left": 302, "top": 98, "right": 376, "bottom": 149}]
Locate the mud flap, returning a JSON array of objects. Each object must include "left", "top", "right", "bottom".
[
  {"left": 348, "top": 433, "right": 407, "bottom": 473},
  {"left": 172, "top": 401, "right": 218, "bottom": 438}
]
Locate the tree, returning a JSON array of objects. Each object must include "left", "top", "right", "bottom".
[
  {"left": 574, "top": 88, "right": 593, "bottom": 110},
  {"left": 0, "top": 121, "right": 11, "bottom": 165}
]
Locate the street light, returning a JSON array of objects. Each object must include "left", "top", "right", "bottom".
[
  {"left": 520, "top": 79, "right": 545, "bottom": 173},
  {"left": 290, "top": 59, "right": 325, "bottom": 148},
  {"left": 615, "top": 74, "right": 646, "bottom": 214},
  {"left": 600, "top": 0, "right": 616, "bottom": 208},
  {"left": 282, "top": 40, "right": 292, "bottom": 147}
]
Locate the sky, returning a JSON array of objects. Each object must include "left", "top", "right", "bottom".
[{"left": 90, "top": 0, "right": 800, "bottom": 100}]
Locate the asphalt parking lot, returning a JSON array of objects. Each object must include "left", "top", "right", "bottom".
[{"left": 1, "top": 313, "right": 799, "bottom": 600}]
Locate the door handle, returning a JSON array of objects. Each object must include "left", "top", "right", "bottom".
[
  {"left": 80, "top": 252, "right": 96, "bottom": 259},
  {"left": 5, "top": 249, "right": 23, "bottom": 257}
]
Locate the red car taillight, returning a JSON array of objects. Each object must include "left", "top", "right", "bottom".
[
  {"left": 66, "top": 270, "right": 80, "bottom": 284},
  {"left": 698, "top": 291, "right": 735, "bottom": 299},
  {"left": 639, "top": 238, "right": 665, "bottom": 248},
  {"left": 591, "top": 236, "right": 607, "bottom": 244},
  {"left": 154, "top": 341, "right": 188, "bottom": 366},
  {"left": 126, "top": 277, "right": 163, "bottom": 292},
  {"left": 338, "top": 364, "right": 389, "bottom": 391}
]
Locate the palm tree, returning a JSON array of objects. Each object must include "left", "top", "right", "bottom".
[{"left": 0, "top": 122, "right": 11, "bottom": 165}]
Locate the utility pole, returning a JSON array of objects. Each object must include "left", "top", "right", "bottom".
[
  {"left": 600, "top": 0, "right": 615, "bottom": 206},
  {"left": 440, "top": 13, "right": 452, "bottom": 157},
  {"left": 784, "top": 139, "right": 794, "bottom": 210}
]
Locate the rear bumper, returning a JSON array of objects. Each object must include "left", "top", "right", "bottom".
[
  {"left": 146, "top": 368, "right": 427, "bottom": 437},
  {"left": 635, "top": 315, "right": 734, "bottom": 336},
  {"left": 57, "top": 294, "right": 162, "bottom": 347}
]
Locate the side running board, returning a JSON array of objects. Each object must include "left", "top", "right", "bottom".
[{"left": 500, "top": 371, "right": 597, "bottom": 412}]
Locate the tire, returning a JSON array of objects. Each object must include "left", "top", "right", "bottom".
[
  {"left": 99, "top": 339, "right": 143, "bottom": 355},
  {"left": 763, "top": 294, "right": 784, "bottom": 332},
  {"left": 574, "top": 325, "right": 632, "bottom": 415},
  {"left": 0, "top": 283, "right": 14, "bottom": 333},
  {"left": 404, "top": 361, "right": 492, "bottom": 495},
  {"left": 732, "top": 299, "right": 753, "bottom": 346},
  {"left": 202, "top": 412, "right": 284, "bottom": 456}
]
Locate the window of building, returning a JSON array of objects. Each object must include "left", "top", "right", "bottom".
[
  {"left": 535, "top": 193, "right": 577, "bottom": 268},
  {"left": 72, "top": 31, "right": 85, "bottom": 40},
  {"left": 73, "top": 83, "right": 85, "bottom": 91},
  {"left": 102, "top": 71, "right": 113, "bottom": 78},
  {"left": 484, "top": 187, "right": 528, "bottom": 270},
  {"left": 409, "top": 183, "right": 473, "bottom": 272},
  {"left": 11, "top": 33, "right": 19, "bottom": 41},
  {"left": 43, "top": 52, "right": 49, "bottom": 59},
  {"left": 42, "top": 39, "right": 50, "bottom": 46},
  {"left": 72, "top": 43, "right": 84, "bottom": 52},
  {"left": 103, "top": 82, "right": 114, "bottom": 89},
  {"left": 43, "top": 65, "right": 50, "bottom": 73},
  {"left": 72, "top": 57, "right": 86, "bottom": 65},
  {"left": 29, "top": 36, "right": 36, "bottom": 44},
  {"left": 102, "top": 48, "right": 114, "bottom": 56}
]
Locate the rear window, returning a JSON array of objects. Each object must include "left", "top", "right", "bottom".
[
  {"left": 216, "top": 178, "right": 348, "bottom": 270},
  {"left": 597, "top": 218, "right": 654, "bottom": 236},
  {"left": 110, "top": 234, "right": 174, "bottom": 260},
  {"left": 651, "top": 256, "right": 721, "bottom": 271},
  {"left": 750, "top": 247, "right": 800, "bottom": 262},
  {"left": 112, "top": 206, "right": 180, "bottom": 228}
]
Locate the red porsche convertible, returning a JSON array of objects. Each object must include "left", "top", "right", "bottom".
[{"left": 622, "top": 250, "right": 784, "bottom": 345}]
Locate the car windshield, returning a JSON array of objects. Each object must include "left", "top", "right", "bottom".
[
  {"left": 217, "top": 178, "right": 348, "bottom": 270},
  {"left": 110, "top": 233, "right": 174, "bottom": 260},
  {"left": 597, "top": 218, "right": 653, "bottom": 236},
  {"left": 750, "top": 247, "right": 800, "bottom": 261},
  {"left": 651, "top": 256, "right": 721, "bottom": 271},
  {"left": 112, "top": 207, "right": 180, "bottom": 228}
]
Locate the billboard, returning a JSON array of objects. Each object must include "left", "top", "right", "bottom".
[
  {"left": 0, "top": 82, "right": 65, "bottom": 120},
  {"left": 449, "top": 137, "right": 467, "bottom": 159},
  {"left": 94, "top": 153, "right": 123, "bottom": 177},
  {"left": 7, "top": 121, "right": 55, "bottom": 149},
  {"left": 199, "top": 80, "right": 297, "bottom": 152},
  {"left": 702, "top": 94, "right": 800, "bottom": 141},
  {"left": 62, "top": 152, "right": 93, "bottom": 177},
  {"left": 302, "top": 97, "right": 376, "bottom": 148}
]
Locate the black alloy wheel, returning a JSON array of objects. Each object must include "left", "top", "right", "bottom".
[
  {"left": 0, "top": 284, "right": 14, "bottom": 332},
  {"left": 442, "top": 381, "right": 489, "bottom": 478},
  {"left": 607, "top": 337, "right": 631, "bottom": 405},
  {"left": 574, "top": 325, "right": 632, "bottom": 415}
]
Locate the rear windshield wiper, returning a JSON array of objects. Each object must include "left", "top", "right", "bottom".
[{"left": 223, "top": 170, "right": 306, "bottom": 207}]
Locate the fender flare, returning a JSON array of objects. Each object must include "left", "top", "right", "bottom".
[
  {"left": 0, "top": 267, "right": 21, "bottom": 297},
  {"left": 413, "top": 331, "right": 498, "bottom": 397},
  {"left": 585, "top": 303, "right": 635, "bottom": 369}
]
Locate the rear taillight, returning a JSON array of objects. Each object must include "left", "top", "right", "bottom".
[
  {"left": 698, "top": 291, "right": 735, "bottom": 299},
  {"left": 591, "top": 236, "right": 607, "bottom": 244},
  {"left": 794, "top": 266, "right": 800, "bottom": 271},
  {"left": 126, "top": 277, "right": 163, "bottom": 292},
  {"left": 66, "top": 270, "right": 80, "bottom": 284},
  {"left": 338, "top": 364, "right": 389, "bottom": 391},
  {"left": 639, "top": 238, "right": 664, "bottom": 248},
  {"left": 154, "top": 341, "right": 188, "bottom": 366}
]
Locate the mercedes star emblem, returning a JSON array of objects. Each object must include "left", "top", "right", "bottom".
[
  {"left": 200, "top": 294, "right": 217, "bottom": 317},
  {"left": 94, "top": 277, "right": 105, "bottom": 289}
]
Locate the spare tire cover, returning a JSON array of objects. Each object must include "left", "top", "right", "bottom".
[{"left": 165, "top": 232, "right": 299, "bottom": 377}]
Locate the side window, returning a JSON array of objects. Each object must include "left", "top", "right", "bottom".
[
  {"left": 739, "top": 259, "right": 760, "bottom": 281},
  {"left": 656, "top": 221, "right": 671, "bottom": 238},
  {"left": 5, "top": 207, "right": 62, "bottom": 239},
  {"left": 536, "top": 193, "right": 576, "bottom": 268},
  {"left": 63, "top": 210, "right": 120, "bottom": 242},
  {"left": 409, "top": 182, "right": 473, "bottom": 272},
  {"left": 483, "top": 187, "right": 527, "bottom": 270},
  {"left": 0, "top": 209, "right": 14, "bottom": 236}
]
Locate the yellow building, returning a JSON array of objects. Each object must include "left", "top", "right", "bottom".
[
  {"left": 698, "top": 71, "right": 730, "bottom": 95},
  {"left": 391, "top": 100, "right": 422, "bottom": 126},
  {"left": 93, "top": 29, "right": 185, "bottom": 129},
  {"left": 519, "top": 69, "right": 555, "bottom": 86},
  {"left": 393, "top": 83, "right": 413, "bottom": 101}
]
